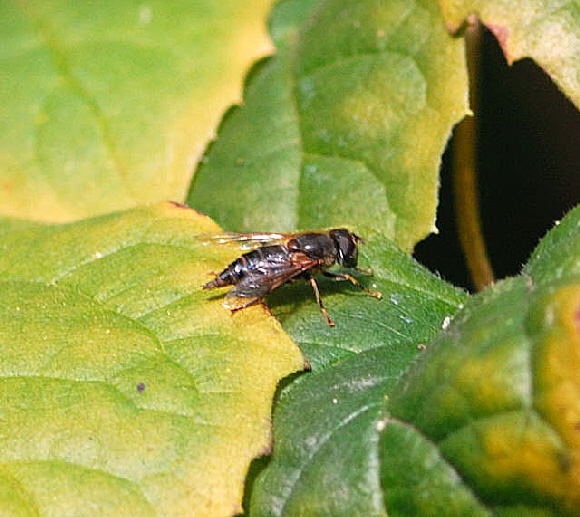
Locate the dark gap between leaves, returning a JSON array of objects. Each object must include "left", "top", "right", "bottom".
[{"left": 414, "top": 26, "right": 580, "bottom": 292}]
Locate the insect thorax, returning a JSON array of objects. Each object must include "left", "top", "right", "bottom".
[{"left": 288, "top": 233, "right": 337, "bottom": 266}]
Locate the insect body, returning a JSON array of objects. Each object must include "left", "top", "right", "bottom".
[{"left": 203, "top": 229, "right": 381, "bottom": 326}]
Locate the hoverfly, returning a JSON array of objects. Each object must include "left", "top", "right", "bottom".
[{"left": 203, "top": 229, "right": 382, "bottom": 326}]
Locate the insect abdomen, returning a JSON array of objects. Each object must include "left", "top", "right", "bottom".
[
  {"left": 203, "top": 255, "right": 249, "bottom": 289},
  {"left": 204, "top": 246, "right": 291, "bottom": 290}
]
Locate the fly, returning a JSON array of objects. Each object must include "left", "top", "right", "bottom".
[{"left": 203, "top": 229, "right": 381, "bottom": 326}]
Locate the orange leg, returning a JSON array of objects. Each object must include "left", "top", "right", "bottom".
[{"left": 308, "top": 276, "right": 335, "bottom": 326}]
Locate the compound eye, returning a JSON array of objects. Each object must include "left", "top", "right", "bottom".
[
  {"left": 341, "top": 242, "right": 358, "bottom": 268},
  {"left": 330, "top": 229, "right": 358, "bottom": 267}
]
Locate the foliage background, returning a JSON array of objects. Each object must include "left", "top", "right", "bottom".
[{"left": 1, "top": 0, "right": 580, "bottom": 515}]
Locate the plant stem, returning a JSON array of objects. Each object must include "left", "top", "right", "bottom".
[{"left": 453, "top": 17, "right": 494, "bottom": 290}]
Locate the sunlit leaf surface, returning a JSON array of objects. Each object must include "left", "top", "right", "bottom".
[
  {"left": 0, "top": 202, "right": 304, "bottom": 516},
  {"left": 189, "top": 0, "right": 469, "bottom": 250},
  {"left": 440, "top": 0, "right": 580, "bottom": 108},
  {"left": 0, "top": 0, "right": 274, "bottom": 221}
]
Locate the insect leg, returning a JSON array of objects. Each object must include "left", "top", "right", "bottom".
[
  {"left": 323, "top": 271, "right": 382, "bottom": 299},
  {"left": 307, "top": 275, "right": 335, "bottom": 326}
]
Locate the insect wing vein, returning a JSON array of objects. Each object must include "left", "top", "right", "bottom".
[{"left": 210, "top": 232, "right": 287, "bottom": 248}]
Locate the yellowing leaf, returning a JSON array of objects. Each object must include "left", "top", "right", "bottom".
[
  {"left": 0, "top": 202, "right": 304, "bottom": 516},
  {"left": 440, "top": 0, "right": 580, "bottom": 108},
  {"left": 0, "top": 1, "right": 274, "bottom": 221}
]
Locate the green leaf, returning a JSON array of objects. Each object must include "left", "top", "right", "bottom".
[
  {"left": 250, "top": 204, "right": 580, "bottom": 514},
  {"left": 385, "top": 208, "right": 580, "bottom": 513},
  {"left": 523, "top": 208, "right": 580, "bottom": 285},
  {"left": 188, "top": 0, "right": 469, "bottom": 250},
  {"left": 440, "top": 0, "right": 580, "bottom": 109},
  {"left": 0, "top": 0, "right": 274, "bottom": 222},
  {"left": 249, "top": 234, "right": 468, "bottom": 515},
  {"left": 383, "top": 278, "right": 575, "bottom": 513},
  {"left": 267, "top": 234, "right": 467, "bottom": 369},
  {"left": 0, "top": 203, "right": 304, "bottom": 516}
]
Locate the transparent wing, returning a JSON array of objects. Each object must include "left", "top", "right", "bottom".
[
  {"left": 197, "top": 231, "right": 290, "bottom": 251},
  {"left": 213, "top": 232, "right": 287, "bottom": 244}
]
